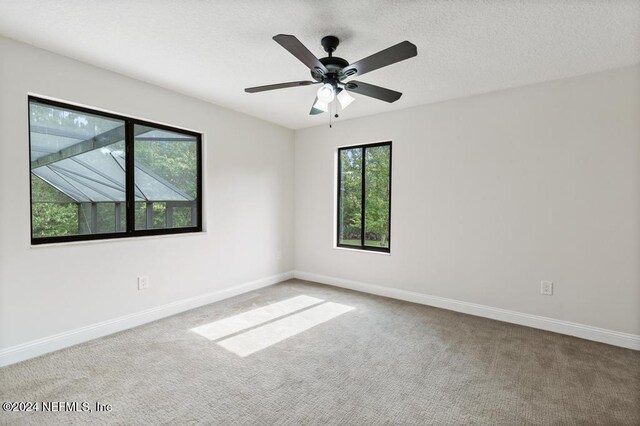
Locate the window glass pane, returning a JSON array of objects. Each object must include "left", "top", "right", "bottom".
[
  {"left": 134, "top": 125, "right": 199, "bottom": 230},
  {"left": 338, "top": 148, "right": 362, "bottom": 245},
  {"left": 29, "top": 101, "right": 126, "bottom": 239},
  {"left": 364, "top": 145, "right": 391, "bottom": 248}
]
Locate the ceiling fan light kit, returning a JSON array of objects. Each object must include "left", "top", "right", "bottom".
[
  {"left": 313, "top": 98, "right": 329, "bottom": 113},
  {"left": 336, "top": 88, "right": 354, "bottom": 109},
  {"left": 245, "top": 34, "right": 417, "bottom": 120}
]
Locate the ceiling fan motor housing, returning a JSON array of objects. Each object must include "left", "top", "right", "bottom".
[
  {"left": 312, "top": 36, "right": 352, "bottom": 84},
  {"left": 315, "top": 57, "right": 349, "bottom": 80}
]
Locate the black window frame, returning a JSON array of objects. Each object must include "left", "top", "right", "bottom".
[
  {"left": 336, "top": 141, "right": 392, "bottom": 253},
  {"left": 28, "top": 96, "right": 203, "bottom": 245}
]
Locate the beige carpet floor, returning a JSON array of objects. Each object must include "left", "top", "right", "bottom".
[{"left": 1, "top": 279, "right": 639, "bottom": 425}]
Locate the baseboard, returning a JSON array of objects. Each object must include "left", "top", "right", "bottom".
[
  {"left": 0, "top": 271, "right": 294, "bottom": 367},
  {"left": 293, "top": 271, "right": 640, "bottom": 351}
]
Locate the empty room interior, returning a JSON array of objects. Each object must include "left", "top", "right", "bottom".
[{"left": 1, "top": 1, "right": 639, "bottom": 424}]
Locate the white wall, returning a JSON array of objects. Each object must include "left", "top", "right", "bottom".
[
  {"left": 0, "top": 37, "right": 294, "bottom": 354},
  {"left": 294, "top": 65, "right": 640, "bottom": 337},
  {"left": 1, "top": 35, "right": 637, "bottom": 361}
]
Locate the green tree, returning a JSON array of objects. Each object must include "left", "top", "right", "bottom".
[
  {"left": 31, "top": 175, "right": 78, "bottom": 237},
  {"left": 135, "top": 139, "right": 198, "bottom": 198}
]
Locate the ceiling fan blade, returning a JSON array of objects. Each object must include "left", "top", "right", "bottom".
[
  {"left": 343, "top": 81, "right": 402, "bottom": 103},
  {"left": 245, "top": 80, "right": 318, "bottom": 93},
  {"left": 273, "top": 34, "right": 328, "bottom": 77},
  {"left": 342, "top": 41, "right": 417, "bottom": 78}
]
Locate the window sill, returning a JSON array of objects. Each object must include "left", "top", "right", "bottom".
[
  {"left": 333, "top": 246, "right": 391, "bottom": 256},
  {"left": 30, "top": 230, "right": 207, "bottom": 249}
]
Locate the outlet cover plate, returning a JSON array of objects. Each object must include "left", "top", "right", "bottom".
[
  {"left": 138, "top": 276, "right": 149, "bottom": 290},
  {"left": 541, "top": 280, "right": 553, "bottom": 296}
]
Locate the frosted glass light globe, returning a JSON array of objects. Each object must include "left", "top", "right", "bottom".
[
  {"left": 337, "top": 89, "right": 354, "bottom": 109},
  {"left": 317, "top": 83, "right": 336, "bottom": 103}
]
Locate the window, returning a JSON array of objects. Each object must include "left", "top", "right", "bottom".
[
  {"left": 337, "top": 142, "right": 391, "bottom": 252},
  {"left": 29, "top": 97, "right": 202, "bottom": 244}
]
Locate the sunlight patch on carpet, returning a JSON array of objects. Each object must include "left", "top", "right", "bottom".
[
  {"left": 191, "top": 295, "right": 323, "bottom": 341},
  {"left": 217, "top": 301, "right": 355, "bottom": 357}
]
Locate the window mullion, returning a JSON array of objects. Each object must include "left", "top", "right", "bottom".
[
  {"left": 361, "top": 147, "right": 366, "bottom": 248},
  {"left": 125, "top": 120, "right": 135, "bottom": 234},
  {"left": 337, "top": 149, "right": 342, "bottom": 247}
]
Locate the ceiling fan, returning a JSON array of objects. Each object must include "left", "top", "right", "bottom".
[{"left": 245, "top": 34, "right": 417, "bottom": 115}]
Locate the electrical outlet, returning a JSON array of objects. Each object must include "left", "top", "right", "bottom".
[
  {"left": 540, "top": 280, "right": 553, "bottom": 296},
  {"left": 138, "top": 276, "right": 149, "bottom": 290}
]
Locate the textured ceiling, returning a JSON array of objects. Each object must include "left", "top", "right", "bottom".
[{"left": 0, "top": 1, "right": 638, "bottom": 129}]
